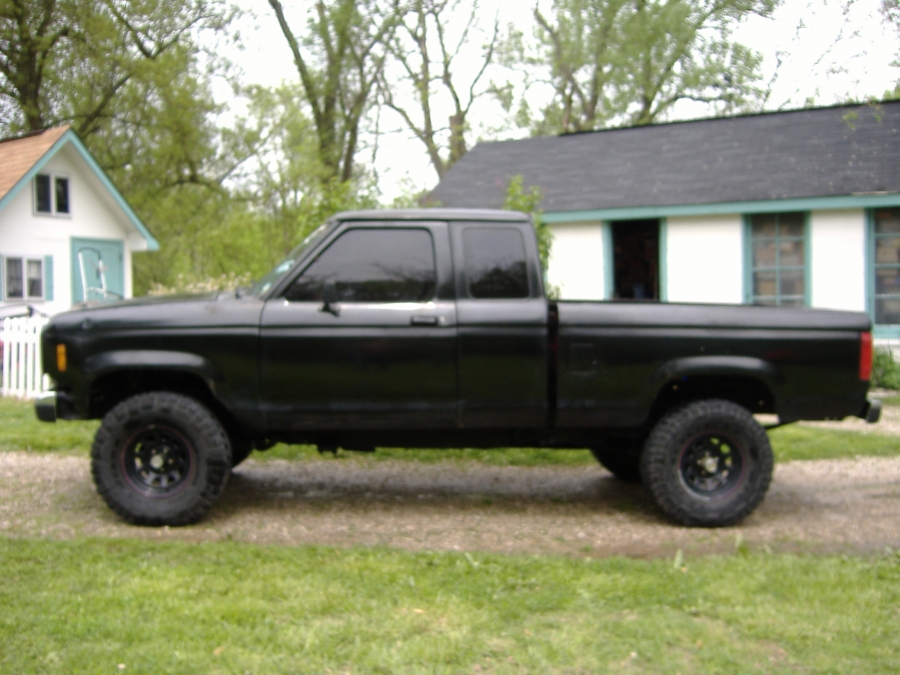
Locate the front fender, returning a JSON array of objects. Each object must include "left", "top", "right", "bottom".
[{"left": 82, "top": 350, "right": 225, "bottom": 383}]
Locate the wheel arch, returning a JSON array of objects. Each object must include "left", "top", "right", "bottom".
[
  {"left": 646, "top": 357, "right": 778, "bottom": 427},
  {"left": 87, "top": 366, "right": 250, "bottom": 452}
]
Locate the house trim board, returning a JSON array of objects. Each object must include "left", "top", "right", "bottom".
[
  {"left": 0, "top": 130, "right": 159, "bottom": 251},
  {"left": 542, "top": 193, "right": 900, "bottom": 224},
  {"left": 659, "top": 218, "right": 668, "bottom": 302},
  {"left": 601, "top": 221, "right": 613, "bottom": 300}
]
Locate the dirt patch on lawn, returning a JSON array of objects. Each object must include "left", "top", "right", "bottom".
[{"left": 1, "top": 451, "right": 898, "bottom": 558}]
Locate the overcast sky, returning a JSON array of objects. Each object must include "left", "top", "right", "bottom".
[{"left": 232, "top": 0, "right": 899, "bottom": 202}]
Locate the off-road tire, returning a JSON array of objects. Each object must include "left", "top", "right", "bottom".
[
  {"left": 590, "top": 446, "right": 642, "bottom": 482},
  {"left": 91, "top": 392, "right": 232, "bottom": 526},
  {"left": 641, "top": 399, "right": 773, "bottom": 527}
]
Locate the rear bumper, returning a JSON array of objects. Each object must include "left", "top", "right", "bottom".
[
  {"left": 34, "top": 391, "right": 57, "bottom": 423},
  {"left": 859, "top": 398, "right": 882, "bottom": 424}
]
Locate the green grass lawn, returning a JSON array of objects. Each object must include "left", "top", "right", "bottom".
[
  {"left": 2, "top": 395, "right": 899, "bottom": 465},
  {"left": 1, "top": 538, "right": 898, "bottom": 674}
]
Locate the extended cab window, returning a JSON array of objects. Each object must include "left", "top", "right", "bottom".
[
  {"left": 285, "top": 228, "right": 436, "bottom": 303},
  {"left": 463, "top": 228, "right": 529, "bottom": 298}
]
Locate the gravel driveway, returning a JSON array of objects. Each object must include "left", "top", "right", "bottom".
[{"left": 1, "top": 448, "right": 898, "bottom": 558}]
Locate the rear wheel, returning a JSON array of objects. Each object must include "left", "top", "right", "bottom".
[
  {"left": 91, "top": 392, "right": 232, "bottom": 526},
  {"left": 641, "top": 399, "right": 773, "bottom": 527},
  {"left": 590, "top": 446, "right": 641, "bottom": 482}
]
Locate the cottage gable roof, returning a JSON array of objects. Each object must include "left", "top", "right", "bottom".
[
  {"left": 0, "top": 126, "right": 70, "bottom": 202},
  {"left": 0, "top": 126, "right": 158, "bottom": 250},
  {"left": 429, "top": 101, "right": 900, "bottom": 215}
]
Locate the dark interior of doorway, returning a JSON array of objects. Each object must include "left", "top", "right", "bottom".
[{"left": 612, "top": 219, "right": 659, "bottom": 300}]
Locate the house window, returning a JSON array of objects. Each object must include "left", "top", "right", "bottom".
[
  {"left": 4, "top": 257, "right": 43, "bottom": 300},
  {"left": 34, "top": 174, "right": 70, "bottom": 215},
  {"left": 870, "top": 208, "right": 900, "bottom": 327},
  {"left": 746, "top": 212, "right": 807, "bottom": 307}
]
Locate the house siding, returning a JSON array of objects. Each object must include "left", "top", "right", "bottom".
[
  {"left": 665, "top": 214, "right": 743, "bottom": 304},
  {"left": 547, "top": 222, "right": 607, "bottom": 299},
  {"left": 809, "top": 209, "right": 866, "bottom": 312}
]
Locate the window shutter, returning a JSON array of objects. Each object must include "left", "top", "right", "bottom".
[{"left": 44, "top": 255, "right": 54, "bottom": 301}]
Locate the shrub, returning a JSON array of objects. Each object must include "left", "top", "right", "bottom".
[{"left": 872, "top": 346, "right": 900, "bottom": 390}]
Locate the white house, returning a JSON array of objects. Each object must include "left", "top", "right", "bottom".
[
  {"left": 430, "top": 101, "right": 900, "bottom": 345},
  {"left": 0, "top": 126, "right": 158, "bottom": 316}
]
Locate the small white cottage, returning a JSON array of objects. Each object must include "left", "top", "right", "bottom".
[
  {"left": 431, "top": 101, "right": 900, "bottom": 345},
  {"left": 0, "top": 126, "right": 158, "bottom": 316}
]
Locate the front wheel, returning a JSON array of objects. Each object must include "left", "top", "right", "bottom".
[
  {"left": 641, "top": 399, "right": 773, "bottom": 527},
  {"left": 91, "top": 392, "right": 232, "bottom": 526}
]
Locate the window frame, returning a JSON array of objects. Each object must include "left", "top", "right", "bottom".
[
  {"left": 866, "top": 207, "right": 900, "bottom": 339},
  {"left": 743, "top": 211, "right": 811, "bottom": 307},
  {"left": 3, "top": 255, "right": 44, "bottom": 301},
  {"left": 33, "top": 172, "right": 71, "bottom": 217}
]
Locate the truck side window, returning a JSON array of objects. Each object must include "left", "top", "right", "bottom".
[
  {"left": 463, "top": 228, "right": 529, "bottom": 299},
  {"left": 284, "top": 228, "right": 436, "bottom": 303}
]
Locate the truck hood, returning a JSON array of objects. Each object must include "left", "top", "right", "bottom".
[{"left": 47, "top": 292, "right": 264, "bottom": 334}]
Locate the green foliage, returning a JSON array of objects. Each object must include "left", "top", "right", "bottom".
[
  {"left": 503, "top": 175, "right": 553, "bottom": 275},
  {"left": 2, "top": 538, "right": 899, "bottom": 673},
  {"left": 507, "top": 0, "right": 776, "bottom": 134},
  {"left": 267, "top": 0, "right": 401, "bottom": 183},
  {"left": 872, "top": 347, "right": 900, "bottom": 390}
]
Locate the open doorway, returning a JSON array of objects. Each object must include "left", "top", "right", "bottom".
[{"left": 611, "top": 219, "right": 659, "bottom": 300}]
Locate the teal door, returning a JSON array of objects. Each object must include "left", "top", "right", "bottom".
[{"left": 71, "top": 237, "right": 125, "bottom": 304}]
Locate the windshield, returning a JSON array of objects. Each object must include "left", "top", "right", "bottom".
[{"left": 249, "top": 223, "right": 332, "bottom": 296}]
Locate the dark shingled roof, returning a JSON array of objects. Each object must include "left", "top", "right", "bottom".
[{"left": 429, "top": 101, "right": 900, "bottom": 213}]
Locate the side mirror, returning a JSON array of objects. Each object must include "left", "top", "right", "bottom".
[{"left": 321, "top": 280, "right": 340, "bottom": 316}]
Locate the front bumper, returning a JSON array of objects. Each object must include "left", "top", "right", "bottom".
[{"left": 34, "top": 391, "right": 57, "bottom": 423}]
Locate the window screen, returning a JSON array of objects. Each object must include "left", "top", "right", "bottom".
[
  {"left": 285, "top": 228, "right": 436, "bottom": 303},
  {"left": 55, "top": 177, "right": 69, "bottom": 213},
  {"left": 6, "top": 258, "right": 23, "bottom": 298},
  {"left": 872, "top": 208, "right": 900, "bottom": 325},
  {"left": 463, "top": 228, "right": 529, "bottom": 298},
  {"left": 749, "top": 212, "right": 805, "bottom": 307},
  {"left": 35, "top": 175, "right": 51, "bottom": 212},
  {"left": 27, "top": 260, "right": 43, "bottom": 297}
]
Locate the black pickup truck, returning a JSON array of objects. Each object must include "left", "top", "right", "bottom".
[{"left": 36, "top": 209, "right": 881, "bottom": 527}]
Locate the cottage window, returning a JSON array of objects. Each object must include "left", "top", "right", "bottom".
[
  {"left": 869, "top": 208, "right": 900, "bottom": 328},
  {"left": 34, "top": 174, "right": 70, "bottom": 215},
  {"left": 4, "top": 257, "right": 43, "bottom": 300},
  {"left": 746, "top": 212, "right": 807, "bottom": 307}
]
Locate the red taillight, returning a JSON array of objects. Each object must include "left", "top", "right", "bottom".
[{"left": 860, "top": 331, "right": 873, "bottom": 381}]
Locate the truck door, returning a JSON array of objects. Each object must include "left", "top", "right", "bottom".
[
  {"left": 259, "top": 222, "right": 457, "bottom": 431},
  {"left": 451, "top": 222, "right": 548, "bottom": 429}
]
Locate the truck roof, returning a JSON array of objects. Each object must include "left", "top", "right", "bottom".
[{"left": 331, "top": 208, "right": 530, "bottom": 222}]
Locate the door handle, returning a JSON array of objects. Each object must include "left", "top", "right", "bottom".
[{"left": 410, "top": 315, "right": 439, "bottom": 326}]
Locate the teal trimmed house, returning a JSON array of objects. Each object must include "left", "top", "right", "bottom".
[
  {"left": 430, "top": 101, "right": 900, "bottom": 343},
  {"left": 0, "top": 126, "right": 158, "bottom": 315}
]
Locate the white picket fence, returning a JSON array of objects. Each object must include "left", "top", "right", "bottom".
[{"left": 1, "top": 316, "right": 51, "bottom": 399}]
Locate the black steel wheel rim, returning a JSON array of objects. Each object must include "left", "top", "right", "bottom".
[
  {"left": 121, "top": 426, "right": 195, "bottom": 497},
  {"left": 677, "top": 432, "right": 746, "bottom": 498}
]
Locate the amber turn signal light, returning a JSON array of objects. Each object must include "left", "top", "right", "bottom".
[{"left": 56, "top": 343, "right": 67, "bottom": 372}]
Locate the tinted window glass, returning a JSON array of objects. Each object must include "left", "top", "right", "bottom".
[
  {"left": 463, "top": 228, "right": 529, "bottom": 298},
  {"left": 35, "top": 175, "right": 51, "bottom": 212},
  {"left": 285, "top": 228, "right": 436, "bottom": 303}
]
